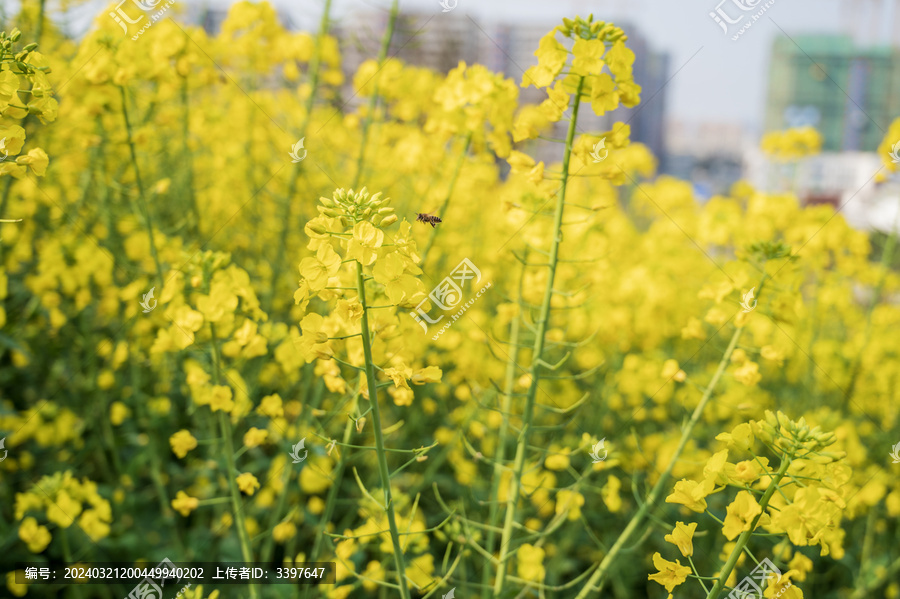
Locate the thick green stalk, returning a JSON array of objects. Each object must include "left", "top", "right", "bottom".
[
  {"left": 481, "top": 257, "right": 526, "bottom": 599},
  {"left": 355, "top": 260, "right": 410, "bottom": 599},
  {"left": 705, "top": 456, "right": 792, "bottom": 599},
  {"left": 218, "top": 412, "right": 260, "bottom": 599},
  {"left": 209, "top": 323, "right": 259, "bottom": 599},
  {"left": 574, "top": 306, "right": 756, "bottom": 598},
  {"left": 493, "top": 77, "right": 584, "bottom": 596},
  {"left": 119, "top": 86, "right": 164, "bottom": 284}
]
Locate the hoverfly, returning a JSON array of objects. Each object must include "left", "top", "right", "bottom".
[{"left": 414, "top": 212, "right": 443, "bottom": 228}]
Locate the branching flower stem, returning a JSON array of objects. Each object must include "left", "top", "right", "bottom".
[
  {"left": 705, "top": 456, "right": 792, "bottom": 599},
  {"left": 355, "top": 260, "right": 411, "bottom": 599},
  {"left": 209, "top": 323, "right": 259, "bottom": 599},
  {"left": 481, "top": 256, "right": 526, "bottom": 599},
  {"left": 574, "top": 275, "right": 768, "bottom": 599},
  {"left": 118, "top": 85, "right": 164, "bottom": 284},
  {"left": 493, "top": 76, "right": 585, "bottom": 596}
]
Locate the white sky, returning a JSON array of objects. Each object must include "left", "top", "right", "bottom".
[{"left": 46, "top": 0, "right": 885, "bottom": 132}]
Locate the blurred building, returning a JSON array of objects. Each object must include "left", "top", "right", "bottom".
[
  {"left": 334, "top": 10, "right": 670, "bottom": 164},
  {"left": 763, "top": 34, "right": 900, "bottom": 152},
  {"left": 191, "top": 5, "right": 294, "bottom": 34},
  {"left": 663, "top": 120, "right": 750, "bottom": 198}
]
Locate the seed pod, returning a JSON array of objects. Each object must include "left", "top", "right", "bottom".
[{"left": 306, "top": 221, "right": 327, "bottom": 235}]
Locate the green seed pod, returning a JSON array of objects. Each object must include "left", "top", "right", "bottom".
[
  {"left": 306, "top": 221, "right": 327, "bottom": 235},
  {"left": 317, "top": 206, "right": 342, "bottom": 218}
]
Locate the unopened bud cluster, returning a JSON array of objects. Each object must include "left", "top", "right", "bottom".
[
  {"left": 1, "top": 29, "right": 49, "bottom": 74},
  {"left": 560, "top": 15, "right": 627, "bottom": 43},
  {"left": 744, "top": 240, "right": 793, "bottom": 262},
  {"left": 753, "top": 410, "right": 840, "bottom": 457},
  {"left": 312, "top": 187, "right": 397, "bottom": 231}
]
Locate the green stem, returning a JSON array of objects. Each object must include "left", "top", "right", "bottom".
[
  {"left": 851, "top": 552, "right": 900, "bottom": 599},
  {"left": 180, "top": 67, "right": 199, "bottom": 236},
  {"left": 61, "top": 528, "right": 85, "bottom": 599},
  {"left": 352, "top": 0, "right": 398, "bottom": 190},
  {"left": 420, "top": 132, "right": 472, "bottom": 265},
  {"left": 574, "top": 297, "right": 762, "bottom": 598},
  {"left": 119, "top": 85, "right": 164, "bottom": 284},
  {"left": 355, "top": 260, "right": 410, "bottom": 599},
  {"left": 705, "top": 456, "right": 792, "bottom": 599},
  {"left": 481, "top": 257, "right": 526, "bottom": 599},
  {"left": 210, "top": 323, "right": 259, "bottom": 599},
  {"left": 493, "top": 77, "right": 584, "bottom": 596}
]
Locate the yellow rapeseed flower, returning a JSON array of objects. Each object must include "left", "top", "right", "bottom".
[{"left": 169, "top": 430, "right": 198, "bottom": 459}]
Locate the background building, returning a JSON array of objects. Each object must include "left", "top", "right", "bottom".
[
  {"left": 333, "top": 10, "right": 670, "bottom": 165},
  {"left": 763, "top": 34, "right": 900, "bottom": 152}
]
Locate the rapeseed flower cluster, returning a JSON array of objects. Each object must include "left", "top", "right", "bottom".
[{"left": 0, "top": 6, "right": 897, "bottom": 599}]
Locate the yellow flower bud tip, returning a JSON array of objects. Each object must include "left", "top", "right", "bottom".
[{"left": 379, "top": 214, "right": 398, "bottom": 227}]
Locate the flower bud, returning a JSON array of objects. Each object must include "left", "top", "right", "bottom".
[
  {"left": 10, "top": 29, "right": 21, "bottom": 42},
  {"left": 379, "top": 214, "right": 398, "bottom": 227},
  {"left": 320, "top": 196, "right": 336, "bottom": 208},
  {"left": 23, "top": 42, "right": 38, "bottom": 52},
  {"left": 377, "top": 206, "right": 394, "bottom": 215}
]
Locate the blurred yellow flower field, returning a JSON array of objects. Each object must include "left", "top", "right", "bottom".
[{"left": 1, "top": 2, "right": 899, "bottom": 598}]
